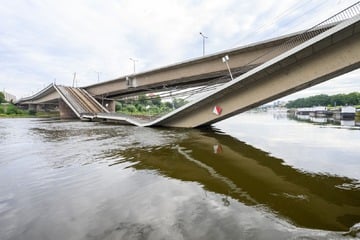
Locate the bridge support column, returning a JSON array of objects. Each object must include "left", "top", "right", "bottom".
[
  {"left": 36, "top": 104, "right": 44, "bottom": 112},
  {"left": 103, "top": 100, "right": 115, "bottom": 112},
  {"left": 59, "top": 99, "right": 77, "bottom": 119},
  {"left": 28, "top": 104, "right": 37, "bottom": 111}
]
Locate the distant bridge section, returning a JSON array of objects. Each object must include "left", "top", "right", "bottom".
[{"left": 18, "top": 84, "right": 109, "bottom": 119}]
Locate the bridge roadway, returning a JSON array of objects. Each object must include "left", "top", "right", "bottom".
[
  {"left": 55, "top": 85, "right": 109, "bottom": 118},
  {"left": 17, "top": 3, "right": 360, "bottom": 128}
]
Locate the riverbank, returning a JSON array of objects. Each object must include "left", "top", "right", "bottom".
[
  {"left": 0, "top": 112, "right": 60, "bottom": 118},
  {"left": 0, "top": 103, "right": 59, "bottom": 118}
]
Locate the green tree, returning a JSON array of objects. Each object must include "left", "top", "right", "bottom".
[
  {"left": 0, "top": 92, "right": 5, "bottom": 103},
  {"left": 6, "top": 104, "right": 19, "bottom": 115},
  {"left": 331, "top": 94, "right": 345, "bottom": 106},
  {"left": 173, "top": 98, "right": 187, "bottom": 108},
  {"left": 115, "top": 96, "right": 188, "bottom": 116},
  {"left": 286, "top": 92, "right": 360, "bottom": 108},
  {"left": 138, "top": 94, "right": 147, "bottom": 105},
  {"left": 346, "top": 92, "right": 360, "bottom": 105},
  {"left": 115, "top": 102, "right": 123, "bottom": 112},
  {"left": 165, "top": 101, "right": 173, "bottom": 109},
  {"left": 28, "top": 109, "right": 37, "bottom": 115},
  {"left": 151, "top": 96, "right": 162, "bottom": 106},
  {"left": 136, "top": 104, "right": 146, "bottom": 112},
  {"left": 126, "top": 104, "right": 137, "bottom": 113}
]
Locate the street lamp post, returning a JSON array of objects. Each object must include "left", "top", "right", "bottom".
[
  {"left": 95, "top": 71, "right": 101, "bottom": 83},
  {"left": 72, "top": 72, "right": 77, "bottom": 87},
  {"left": 222, "top": 55, "right": 234, "bottom": 80},
  {"left": 129, "top": 58, "right": 138, "bottom": 73},
  {"left": 199, "top": 32, "right": 208, "bottom": 56}
]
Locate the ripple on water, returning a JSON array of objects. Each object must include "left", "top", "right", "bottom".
[{"left": 0, "top": 193, "right": 18, "bottom": 239}]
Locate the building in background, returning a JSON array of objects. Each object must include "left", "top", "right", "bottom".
[{"left": 1, "top": 90, "right": 16, "bottom": 102}]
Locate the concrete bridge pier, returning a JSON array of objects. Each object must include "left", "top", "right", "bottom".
[
  {"left": 36, "top": 104, "right": 43, "bottom": 112},
  {"left": 101, "top": 99, "right": 115, "bottom": 112},
  {"left": 28, "top": 104, "right": 36, "bottom": 112},
  {"left": 27, "top": 104, "right": 43, "bottom": 112},
  {"left": 59, "top": 99, "right": 77, "bottom": 119}
]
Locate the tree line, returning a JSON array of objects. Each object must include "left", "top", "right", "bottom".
[
  {"left": 285, "top": 92, "right": 360, "bottom": 108},
  {"left": 0, "top": 92, "right": 39, "bottom": 116},
  {"left": 116, "top": 94, "right": 187, "bottom": 116},
  {"left": 0, "top": 92, "right": 5, "bottom": 104}
]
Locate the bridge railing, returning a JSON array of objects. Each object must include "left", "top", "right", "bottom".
[{"left": 231, "top": 1, "right": 360, "bottom": 78}]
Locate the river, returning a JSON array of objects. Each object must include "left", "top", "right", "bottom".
[{"left": 0, "top": 112, "right": 359, "bottom": 240}]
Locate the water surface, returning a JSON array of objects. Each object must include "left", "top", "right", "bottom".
[{"left": 0, "top": 113, "right": 359, "bottom": 240}]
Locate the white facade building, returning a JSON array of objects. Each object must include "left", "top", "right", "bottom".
[{"left": 1, "top": 91, "right": 16, "bottom": 102}]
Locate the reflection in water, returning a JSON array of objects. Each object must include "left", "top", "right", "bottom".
[
  {"left": 289, "top": 112, "right": 360, "bottom": 128},
  {"left": 341, "top": 120, "right": 356, "bottom": 127},
  {"left": 107, "top": 127, "right": 360, "bottom": 231}
]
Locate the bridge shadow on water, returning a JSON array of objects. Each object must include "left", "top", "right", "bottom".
[{"left": 106, "top": 126, "right": 360, "bottom": 232}]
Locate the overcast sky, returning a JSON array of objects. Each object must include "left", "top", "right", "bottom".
[{"left": 1, "top": 0, "right": 359, "bottom": 100}]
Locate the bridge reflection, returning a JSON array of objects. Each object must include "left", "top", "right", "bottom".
[{"left": 108, "top": 127, "right": 360, "bottom": 231}]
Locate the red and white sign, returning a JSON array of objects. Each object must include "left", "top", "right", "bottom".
[
  {"left": 213, "top": 105, "right": 222, "bottom": 116},
  {"left": 213, "top": 144, "right": 223, "bottom": 154}
]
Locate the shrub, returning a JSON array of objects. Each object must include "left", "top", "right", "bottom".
[
  {"left": 126, "top": 104, "right": 137, "bottom": 113},
  {"left": 115, "top": 102, "right": 122, "bottom": 112},
  {"left": 28, "top": 109, "right": 37, "bottom": 115},
  {"left": 5, "top": 104, "right": 24, "bottom": 115},
  {"left": 0, "top": 92, "right": 5, "bottom": 104},
  {"left": 6, "top": 105, "right": 18, "bottom": 115}
]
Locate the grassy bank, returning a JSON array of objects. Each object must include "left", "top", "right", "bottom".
[
  {"left": 0, "top": 112, "right": 60, "bottom": 118},
  {"left": 0, "top": 104, "right": 59, "bottom": 118}
]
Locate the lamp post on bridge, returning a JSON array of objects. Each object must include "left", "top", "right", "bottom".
[
  {"left": 95, "top": 71, "right": 101, "bottom": 83},
  {"left": 72, "top": 72, "right": 77, "bottom": 87},
  {"left": 129, "top": 58, "right": 138, "bottom": 73},
  {"left": 222, "top": 55, "right": 233, "bottom": 80},
  {"left": 200, "top": 32, "right": 208, "bottom": 56}
]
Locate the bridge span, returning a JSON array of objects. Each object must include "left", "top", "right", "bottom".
[{"left": 17, "top": 3, "right": 360, "bottom": 128}]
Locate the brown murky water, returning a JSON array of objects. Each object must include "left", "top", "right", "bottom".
[{"left": 0, "top": 112, "right": 359, "bottom": 239}]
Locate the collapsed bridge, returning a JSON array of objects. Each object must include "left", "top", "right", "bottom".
[{"left": 17, "top": 3, "right": 360, "bottom": 128}]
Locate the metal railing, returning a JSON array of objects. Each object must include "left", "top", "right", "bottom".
[{"left": 236, "top": 1, "right": 360, "bottom": 75}]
